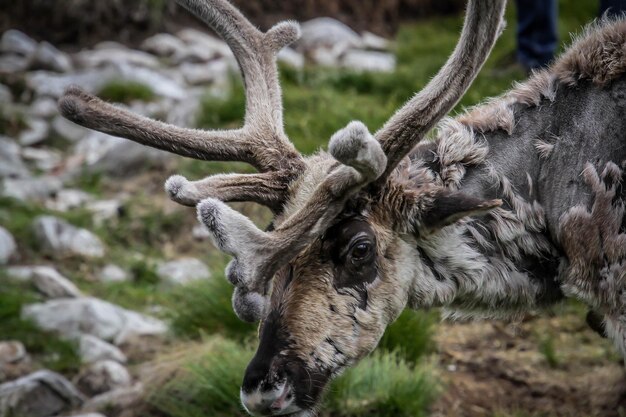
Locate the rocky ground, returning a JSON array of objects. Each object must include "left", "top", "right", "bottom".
[
  {"left": 0, "top": 19, "right": 396, "bottom": 417},
  {"left": 1, "top": 3, "right": 624, "bottom": 417}
]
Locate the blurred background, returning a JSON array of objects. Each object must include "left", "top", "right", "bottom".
[{"left": 0, "top": 1, "right": 624, "bottom": 417}]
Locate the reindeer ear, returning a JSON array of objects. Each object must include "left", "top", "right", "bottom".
[{"left": 420, "top": 191, "right": 502, "bottom": 230}]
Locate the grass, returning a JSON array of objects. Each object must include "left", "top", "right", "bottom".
[
  {"left": 538, "top": 336, "right": 559, "bottom": 368},
  {"left": 378, "top": 309, "right": 437, "bottom": 364},
  {"left": 98, "top": 80, "right": 156, "bottom": 104},
  {"left": 147, "top": 336, "right": 437, "bottom": 417},
  {"left": 0, "top": 277, "right": 81, "bottom": 374}
]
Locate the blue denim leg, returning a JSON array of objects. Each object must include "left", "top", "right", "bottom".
[
  {"left": 515, "top": 0, "right": 558, "bottom": 70},
  {"left": 600, "top": 0, "right": 626, "bottom": 17}
]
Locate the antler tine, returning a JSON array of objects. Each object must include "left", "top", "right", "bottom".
[
  {"left": 197, "top": 121, "right": 387, "bottom": 322},
  {"left": 374, "top": 0, "right": 507, "bottom": 184},
  {"left": 58, "top": 0, "right": 304, "bottom": 174},
  {"left": 165, "top": 170, "right": 295, "bottom": 213}
]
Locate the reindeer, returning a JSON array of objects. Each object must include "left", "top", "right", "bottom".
[{"left": 58, "top": 0, "right": 626, "bottom": 415}]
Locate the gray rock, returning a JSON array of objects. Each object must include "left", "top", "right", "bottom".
[
  {"left": 299, "top": 17, "right": 362, "bottom": 52},
  {"left": 0, "top": 342, "right": 26, "bottom": 364},
  {"left": 97, "top": 264, "right": 128, "bottom": 283},
  {"left": 116, "top": 64, "right": 185, "bottom": 100},
  {"left": 76, "top": 360, "right": 131, "bottom": 396},
  {"left": 76, "top": 131, "right": 170, "bottom": 177},
  {"left": 0, "top": 226, "right": 16, "bottom": 265},
  {"left": 78, "top": 334, "right": 127, "bottom": 364},
  {"left": 340, "top": 49, "right": 396, "bottom": 73},
  {"left": 157, "top": 258, "right": 210, "bottom": 286},
  {"left": 5, "top": 265, "right": 82, "bottom": 298},
  {"left": 0, "top": 84, "right": 12, "bottom": 103},
  {"left": 22, "top": 297, "right": 168, "bottom": 345},
  {"left": 1, "top": 176, "right": 62, "bottom": 201},
  {"left": 21, "top": 147, "right": 62, "bottom": 172},
  {"left": 52, "top": 115, "right": 90, "bottom": 142},
  {"left": 18, "top": 118, "right": 49, "bottom": 146},
  {"left": 80, "top": 383, "right": 143, "bottom": 414},
  {"left": 44, "top": 189, "right": 93, "bottom": 212},
  {"left": 0, "top": 137, "right": 30, "bottom": 179},
  {"left": 59, "top": 414, "right": 106, "bottom": 417},
  {"left": 176, "top": 28, "right": 233, "bottom": 60},
  {"left": 32, "top": 266, "right": 82, "bottom": 298},
  {"left": 278, "top": 47, "right": 305, "bottom": 69},
  {"left": 309, "top": 47, "right": 341, "bottom": 67},
  {"left": 25, "top": 67, "right": 118, "bottom": 98},
  {"left": 33, "top": 215, "right": 105, "bottom": 258},
  {"left": 29, "top": 97, "right": 59, "bottom": 118},
  {"left": 361, "top": 31, "right": 391, "bottom": 51},
  {"left": 179, "top": 59, "right": 229, "bottom": 86},
  {"left": 32, "top": 42, "right": 73, "bottom": 73},
  {"left": 140, "top": 33, "right": 186, "bottom": 58},
  {"left": 192, "top": 222, "right": 211, "bottom": 241},
  {"left": 76, "top": 46, "right": 159, "bottom": 69},
  {"left": 0, "top": 55, "right": 29, "bottom": 74},
  {"left": 0, "top": 370, "right": 85, "bottom": 417},
  {"left": 1, "top": 30, "right": 37, "bottom": 56},
  {"left": 85, "top": 199, "right": 123, "bottom": 226}
]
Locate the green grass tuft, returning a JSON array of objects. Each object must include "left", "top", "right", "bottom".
[
  {"left": 539, "top": 336, "right": 559, "bottom": 368},
  {"left": 98, "top": 80, "right": 156, "bottom": 104},
  {"left": 326, "top": 350, "right": 438, "bottom": 417},
  {"left": 168, "top": 273, "right": 256, "bottom": 341},
  {"left": 378, "top": 309, "right": 437, "bottom": 363}
]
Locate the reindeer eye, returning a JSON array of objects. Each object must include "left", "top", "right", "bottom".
[{"left": 349, "top": 240, "right": 373, "bottom": 262}]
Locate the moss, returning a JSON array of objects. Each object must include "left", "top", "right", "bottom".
[{"left": 98, "top": 80, "right": 155, "bottom": 104}]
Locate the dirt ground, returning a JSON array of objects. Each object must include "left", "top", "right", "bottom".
[{"left": 430, "top": 307, "right": 626, "bottom": 417}]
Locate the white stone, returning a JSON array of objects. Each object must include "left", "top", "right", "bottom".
[
  {"left": 179, "top": 59, "right": 230, "bottom": 86},
  {"left": 97, "top": 264, "right": 128, "bottom": 283},
  {"left": 76, "top": 46, "right": 160, "bottom": 69},
  {"left": 0, "top": 136, "right": 29, "bottom": 179},
  {"left": 80, "top": 383, "right": 143, "bottom": 413},
  {"left": 25, "top": 66, "right": 118, "bottom": 98},
  {"left": 75, "top": 130, "right": 170, "bottom": 177},
  {"left": 77, "top": 360, "right": 131, "bottom": 395},
  {"left": 21, "top": 147, "right": 62, "bottom": 172},
  {"left": 116, "top": 64, "right": 186, "bottom": 100},
  {"left": 0, "top": 342, "right": 26, "bottom": 364},
  {"left": 1, "top": 30, "right": 37, "bottom": 56},
  {"left": 18, "top": 118, "right": 49, "bottom": 146},
  {"left": 6, "top": 265, "right": 82, "bottom": 298},
  {"left": 361, "top": 31, "right": 391, "bottom": 51},
  {"left": 0, "top": 55, "right": 29, "bottom": 74},
  {"left": 157, "top": 258, "right": 210, "bottom": 286},
  {"left": 176, "top": 28, "right": 233, "bottom": 59},
  {"left": 33, "top": 215, "right": 105, "bottom": 258},
  {"left": 0, "top": 370, "right": 85, "bottom": 417},
  {"left": 0, "top": 226, "right": 16, "bottom": 265},
  {"left": 340, "top": 49, "right": 396, "bottom": 73},
  {"left": 140, "top": 33, "right": 186, "bottom": 58},
  {"left": 44, "top": 189, "right": 93, "bottom": 212},
  {"left": 1, "top": 176, "right": 62, "bottom": 201},
  {"left": 86, "top": 199, "right": 123, "bottom": 226},
  {"left": 299, "top": 17, "right": 362, "bottom": 52},
  {"left": 192, "top": 222, "right": 211, "bottom": 240},
  {"left": 21, "top": 297, "right": 168, "bottom": 345},
  {"left": 78, "top": 334, "right": 127, "bottom": 364},
  {"left": 29, "top": 97, "right": 59, "bottom": 118},
  {"left": 52, "top": 115, "right": 90, "bottom": 142},
  {"left": 31, "top": 266, "right": 82, "bottom": 298},
  {"left": 33, "top": 41, "right": 73, "bottom": 73},
  {"left": 0, "top": 84, "right": 13, "bottom": 103},
  {"left": 278, "top": 47, "right": 305, "bottom": 69}
]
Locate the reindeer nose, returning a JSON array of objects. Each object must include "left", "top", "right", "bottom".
[{"left": 240, "top": 381, "right": 293, "bottom": 416}]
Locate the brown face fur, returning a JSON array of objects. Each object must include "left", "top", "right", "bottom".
[{"left": 241, "top": 196, "right": 415, "bottom": 414}]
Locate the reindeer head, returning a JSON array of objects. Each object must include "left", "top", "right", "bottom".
[{"left": 58, "top": 0, "right": 505, "bottom": 415}]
